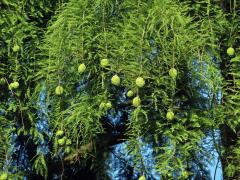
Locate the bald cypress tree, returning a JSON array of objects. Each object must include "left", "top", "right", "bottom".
[
  {"left": 0, "top": 0, "right": 239, "bottom": 179},
  {"left": 218, "top": 0, "right": 240, "bottom": 179}
]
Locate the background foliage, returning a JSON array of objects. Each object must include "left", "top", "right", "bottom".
[{"left": 0, "top": 0, "right": 239, "bottom": 179}]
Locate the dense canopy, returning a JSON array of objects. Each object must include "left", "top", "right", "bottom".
[{"left": 0, "top": 0, "right": 239, "bottom": 179}]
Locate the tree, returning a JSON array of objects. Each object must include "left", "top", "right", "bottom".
[
  {"left": 0, "top": 0, "right": 239, "bottom": 179},
  {"left": 0, "top": 0, "right": 65, "bottom": 178},
  {"left": 218, "top": 0, "right": 240, "bottom": 178}
]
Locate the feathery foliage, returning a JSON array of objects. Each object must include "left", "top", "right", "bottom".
[{"left": 0, "top": 0, "right": 239, "bottom": 179}]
